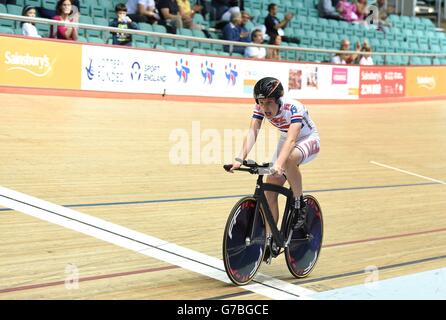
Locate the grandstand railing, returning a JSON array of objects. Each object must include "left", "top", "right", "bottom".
[{"left": 1, "top": 13, "right": 446, "bottom": 65}]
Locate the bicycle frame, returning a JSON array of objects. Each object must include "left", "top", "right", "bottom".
[{"left": 249, "top": 174, "right": 294, "bottom": 249}]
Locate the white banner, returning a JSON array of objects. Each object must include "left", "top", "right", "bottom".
[{"left": 81, "top": 44, "right": 359, "bottom": 100}]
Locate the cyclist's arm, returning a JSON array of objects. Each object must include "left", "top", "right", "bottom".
[
  {"left": 274, "top": 122, "right": 301, "bottom": 170},
  {"left": 237, "top": 118, "right": 262, "bottom": 161}
]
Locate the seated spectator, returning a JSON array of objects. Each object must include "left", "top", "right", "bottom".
[
  {"left": 357, "top": 40, "right": 374, "bottom": 65},
  {"left": 239, "top": 11, "right": 252, "bottom": 43},
  {"left": 377, "top": 0, "right": 392, "bottom": 28},
  {"left": 245, "top": 29, "right": 266, "bottom": 59},
  {"left": 211, "top": 0, "right": 230, "bottom": 20},
  {"left": 21, "top": 6, "right": 42, "bottom": 38},
  {"left": 318, "top": 0, "right": 342, "bottom": 20},
  {"left": 50, "top": 0, "right": 78, "bottom": 41},
  {"left": 177, "top": 0, "right": 205, "bottom": 29},
  {"left": 332, "top": 38, "right": 360, "bottom": 64},
  {"left": 157, "top": 0, "right": 183, "bottom": 33},
  {"left": 336, "top": 0, "right": 359, "bottom": 22},
  {"left": 110, "top": 3, "right": 139, "bottom": 46},
  {"left": 264, "top": 3, "right": 299, "bottom": 44},
  {"left": 126, "top": 0, "right": 160, "bottom": 24},
  {"left": 36, "top": 0, "right": 79, "bottom": 20},
  {"left": 267, "top": 33, "right": 281, "bottom": 60},
  {"left": 354, "top": 0, "right": 368, "bottom": 21},
  {"left": 221, "top": 0, "right": 240, "bottom": 22},
  {"left": 222, "top": 12, "right": 245, "bottom": 54}
]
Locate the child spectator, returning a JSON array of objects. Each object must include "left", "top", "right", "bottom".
[
  {"left": 21, "top": 6, "right": 42, "bottom": 38},
  {"left": 110, "top": 3, "right": 139, "bottom": 46}
]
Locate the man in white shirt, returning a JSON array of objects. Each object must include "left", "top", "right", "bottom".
[
  {"left": 126, "top": 0, "right": 159, "bottom": 24},
  {"left": 245, "top": 29, "right": 267, "bottom": 59}
]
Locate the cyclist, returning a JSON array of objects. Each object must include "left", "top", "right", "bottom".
[{"left": 226, "top": 77, "right": 320, "bottom": 263}]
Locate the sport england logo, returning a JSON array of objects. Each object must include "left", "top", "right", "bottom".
[
  {"left": 131, "top": 61, "right": 142, "bottom": 81},
  {"left": 225, "top": 62, "right": 238, "bottom": 86},
  {"left": 201, "top": 61, "right": 215, "bottom": 84},
  {"left": 175, "top": 58, "right": 190, "bottom": 83}
]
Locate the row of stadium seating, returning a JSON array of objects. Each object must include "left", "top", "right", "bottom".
[{"left": 1, "top": 0, "right": 446, "bottom": 65}]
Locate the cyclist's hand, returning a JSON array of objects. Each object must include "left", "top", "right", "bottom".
[
  {"left": 271, "top": 164, "right": 285, "bottom": 176},
  {"left": 229, "top": 160, "right": 242, "bottom": 173}
]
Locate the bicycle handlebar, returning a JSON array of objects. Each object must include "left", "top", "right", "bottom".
[{"left": 223, "top": 160, "right": 273, "bottom": 175}]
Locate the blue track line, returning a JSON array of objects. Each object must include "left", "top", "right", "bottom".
[{"left": 0, "top": 181, "right": 439, "bottom": 212}]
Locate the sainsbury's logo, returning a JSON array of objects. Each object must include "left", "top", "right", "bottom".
[
  {"left": 4, "top": 51, "right": 53, "bottom": 77},
  {"left": 416, "top": 76, "right": 436, "bottom": 90}
]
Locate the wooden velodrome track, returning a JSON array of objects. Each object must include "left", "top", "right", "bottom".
[{"left": 0, "top": 92, "right": 445, "bottom": 299}]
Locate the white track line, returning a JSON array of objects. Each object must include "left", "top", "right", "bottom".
[
  {"left": 0, "top": 185, "right": 315, "bottom": 300},
  {"left": 370, "top": 161, "right": 446, "bottom": 185}
]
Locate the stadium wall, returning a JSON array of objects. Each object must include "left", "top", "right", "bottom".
[{"left": 1, "top": 35, "right": 446, "bottom": 103}]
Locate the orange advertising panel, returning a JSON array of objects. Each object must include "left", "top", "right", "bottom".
[
  {"left": 406, "top": 66, "right": 446, "bottom": 97},
  {"left": 0, "top": 36, "right": 81, "bottom": 89}
]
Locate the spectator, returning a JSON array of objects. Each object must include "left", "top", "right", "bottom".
[
  {"left": 222, "top": 12, "right": 245, "bottom": 54},
  {"left": 336, "top": 0, "right": 359, "bottom": 22},
  {"left": 211, "top": 0, "right": 230, "bottom": 20},
  {"left": 239, "top": 11, "right": 252, "bottom": 43},
  {"left": 50, "top": 0, "right": 78, "bottom": 41},
  {"left": 267, "top": 33, "right": 281, "bottom": 60},
  {"left": 357, "top": 40, "right": 374, "bottom": 65},
  {"left": 318, "top": 0, "right": 342, "bottom": 20},
  {"left": 110, "top": 3, "right": 139, "bottom": 46},
  {"left": 157, "top": 0, "right": 183, "bottom": 33},
  {"left": 264, "top": 3, "right": 299, "bottom": 44},
  {"left": 21, "top": 6, "right": 42, "bottom": 38},
  {"left": 377, "top": 0, "right": 392, "bottom": 28},
  {"left": 177, "top": 0, "right": 205, "bottom": 29},
  {"left": 126, "top": 0, "right": 160, "bottom": 24},
  {"left": 353, "top": 0, "right": 368, "bottom": 21},
  {"left": 332, "top": 38, "right": 360, "bottom": 64},
  {"left": 245, "top": 29, "right": 266, "bottom": 59},
  {"left": 36, "top": 0, "right": 79, "bottom": 20}
]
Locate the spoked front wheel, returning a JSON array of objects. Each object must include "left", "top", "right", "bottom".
[
  {"left": 222, "top": 197, "right": 266, "bottom": 285},
  {"left": 285, "top": 195, "right": 323, "bottom": 278}
]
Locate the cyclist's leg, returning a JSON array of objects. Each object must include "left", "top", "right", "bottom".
[{"left": 264, "top": 174, "right": 286, "bottom": 234}]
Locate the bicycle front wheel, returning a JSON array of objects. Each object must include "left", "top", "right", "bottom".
[
  {"left": 285, "top": 195, "right": 323, "bottom": 278},
  {"left": 222, "top": 197, "right": 266, "bottom": 286}
]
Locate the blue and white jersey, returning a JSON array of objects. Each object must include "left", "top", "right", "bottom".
[{"left": 252, "top": 97, "right": 318, "bottom": 139}]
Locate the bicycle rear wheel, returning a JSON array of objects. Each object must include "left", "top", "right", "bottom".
[
  {"left": 285, "top": 195, "right": 323, "bottom": 278},
  {"left": 222, "top": 197, "right": 266, "bottom": 285}
]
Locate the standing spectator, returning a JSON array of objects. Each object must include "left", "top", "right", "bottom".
[
  {"left": 222, "top": 12, "right": 245, "bottom": 54},
  {"left": 318, "top": 0, "right": 342, "bottom": 20},
  {"left": 264, "top": 3, "right": 299, "bottom": 44},
  {"left": 267, "top": 33, "right": 281, "bottom": 60},
  {"left": 110, "top": 3, "right": 139, "bottom": 46},
  {"left": 157, "top": 0, "right": 183, "bottom": 33},
  {"left": 126, "top": 0, "right": 160, "bottom": 24},
  {"left": 50, "top": 0, "right": 78, "bottom": 41},
  {"left": 245, "top": 29, "right": 266, "bottom": 59},
  {"left": 21, "top": 6, "right": 42, "bottom": 38}
]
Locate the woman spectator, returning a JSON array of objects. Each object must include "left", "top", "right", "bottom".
[
  {"left": 50, "top": 0, "right": 78, "bottom": 41},
  {"left": 267, "top": 33, "right": 281, "bottom": 60},
  {"left": 21, "top": 6, "right": 42, "bottom": 38},
  {"left": 336, "top": 0, "right": 359, "bottom": 22},
  {"left": 354, "top": 0, "right": 368, "bottom": 21}
]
